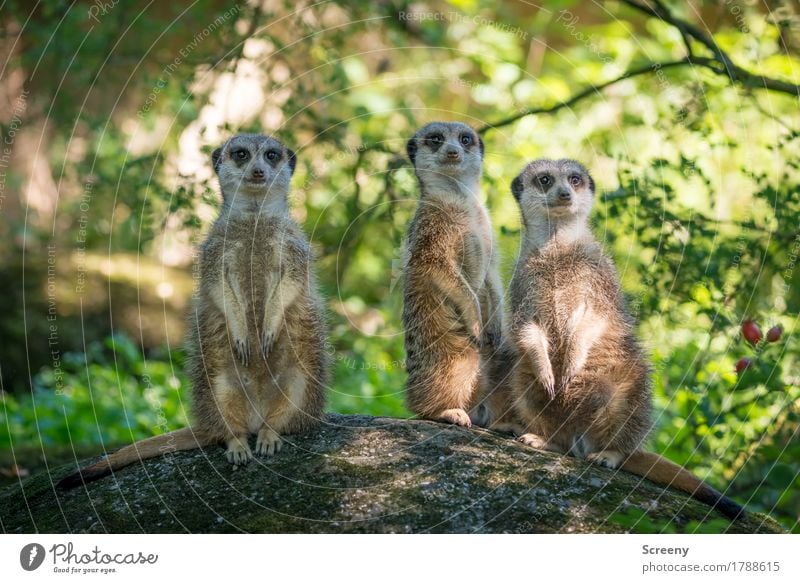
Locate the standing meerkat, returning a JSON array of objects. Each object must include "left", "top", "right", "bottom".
[
  {"left": 508, "top": 159, "right": 744, "bottom": 519},
  {"left": 402, "top": 121, "right": 504, "bottom": 427},
  {"left": 59, "top": 134, "right": 328, "bottom": 487}
]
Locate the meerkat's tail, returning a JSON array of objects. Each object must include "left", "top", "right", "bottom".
[
  {"left": 621, "top": 451, "right": 745, "bottom": 520},
  {"left": 57, "top": 427, "right": 211, "bottom": 489}
]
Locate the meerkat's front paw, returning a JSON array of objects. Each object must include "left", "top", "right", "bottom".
[
  {"left": 560, "top": 372, "right": 575, "bottom": 391},
  {"left": 255, "top": 427, "right": 283, "bottom": 456},
  {"left": 234, "top": 337, "right": 250, "bottom": 366},
  {"left": 225, "top": 436, "right": 253, "bottom": 466},
  {"left": 437, "top": 408, "right": 472, "bottom": 427},
  {"left": 536, "top": 366, "right": 556, "bottom": 399},
  {"left": 518, "top": 433, "right": 549, "bottom": 449},
  {"left": 587, "top": 450, "right": 624, "bottom": 469},
  {"left": 260, "top": 327, "right": 277, "bottom": 358},
  {"left": 560, "top": 359, "right": 585, "bottom": 390}
]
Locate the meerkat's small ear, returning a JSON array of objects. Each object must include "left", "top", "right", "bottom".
[
  {"left": 212, "top": 147, "right": 223, "bottom": 173},
  {"left": 477, "top": 135, "right": 484, "bottom": 159},
  {"left": 511, "top": 175, "right": 524, "bottom": 201},
  {"left": 286, "top": 148, "right": 297, "bottom": 175},
  {"left": 406, "top": 137, "right": 418, "bottom": 164},
  {"left": 587, "top": 173, "right": 596, "bottom": 194}
]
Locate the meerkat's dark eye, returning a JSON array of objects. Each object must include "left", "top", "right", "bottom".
[
  {"left": 233, "top": 149, "right": 249, "bottom": 161},
  {"left": 428, "top": 133, "right": 444, "bottom": 145},
  {"left": 569, "top": 174, "right": 582, "bottom": 187},
  {"left": 460, "top": 134, "right": 473, "bottom": 146},
  {"left": 265, "top": 150, "right": 279, "bottom": 161},
  {"left": 537, "top": 174, "right": 552, "bottom": 187}
]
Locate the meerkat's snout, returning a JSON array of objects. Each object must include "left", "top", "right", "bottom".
[
  {"left": 443, "top": 143, "right": 462, "bottom": 164},
  {"left": 249, "top": 165, "right": 266, "bottom": 183},
  {"left": 241, "top": 157, "right": 276, "bottom": 188},
  {"left": 555, "top": 185, "right": 572, "bottom": 203}
]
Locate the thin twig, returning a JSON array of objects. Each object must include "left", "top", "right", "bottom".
[{"left": 480, "top": 58, "right": 690, "bottom": 132}]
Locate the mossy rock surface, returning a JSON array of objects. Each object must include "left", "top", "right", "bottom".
[{"left": 0, "top": 415, "right": 784, "bottom": 533}]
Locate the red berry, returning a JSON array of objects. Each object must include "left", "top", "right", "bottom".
[
  {"left": 741, "top": 320, "right": 762, "bottom": 345},
  {"left": 735, "top": 357, "right": 753, "bottom": 374},
  {"left": 766, "top": 325, "right": 782, "bottom": 342}
]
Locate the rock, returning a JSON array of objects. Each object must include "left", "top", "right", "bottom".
[{"left": 0, "top": 415, "right": 783, "bottom": 533}]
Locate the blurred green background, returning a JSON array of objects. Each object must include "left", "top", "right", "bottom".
[{"left": 0, "top": 0, "right": 798, "bottom": 531}]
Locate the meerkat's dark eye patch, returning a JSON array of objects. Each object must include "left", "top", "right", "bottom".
[
  {"left": 265, "top": 149, "right": 280, "bottom": 162},
  {"left": 426, "top": 133, "right": 445, "bottom": 147},
  {"left": 569, "top": 174, "right": 583, "bottom": 187},
  {"left": 536, "top": 174, "right": 553, "bottom": 188},
  {"left": 232, "top": 149, "right": 250, "bottom": 163},
  {"left": 459, "top": 134, "right": 473, "bottom": 146}
]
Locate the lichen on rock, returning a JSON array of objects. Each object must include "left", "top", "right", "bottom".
[{"left": 0, "top": 415, "right": 784, "bottom": 533}]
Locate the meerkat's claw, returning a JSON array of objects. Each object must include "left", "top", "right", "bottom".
[
  {"left": 437, "top": 408, "right": 472, "bottom": 427},
  {"left": 260, "top": 328, "right": 276, "bottom": 358},
  {"left": 587, "top": 450, "right": 624, "bottom": 469},
  {"left": 225, "top": 436, "right": 253, "bottom": 466},
  {"left": 234, "top": 338, "right": 250, "bottom": 366},
  {"left": 560, "top": 362, "right": 582, "bottom": 390},
  {"left": 255, "top": 427, "right": 283, "bottom": 456},
  {"left": 545, "top": 381, "right": 556, "bottom": 399},
  {"left": 540, "top": 370, "right": 556, "bottom": 399},
  {"left": 518, "top": 433, "right": 549, "bottom": 449}
]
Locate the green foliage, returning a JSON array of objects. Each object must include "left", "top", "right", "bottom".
[{"left": 1, "top": 335, "right": 189, "bottom": 451}]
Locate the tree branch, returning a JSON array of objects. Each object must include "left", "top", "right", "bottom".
[
  {"left": 622, "top": 0, "right": 736, "bottom": 74},
  {"left": 621, "top": 0, "right": 800, "bottom": 96},
  {"left": 482, "top": 1, "right": 799, "bottom": 133},
  {"left": 480, "top": 58, "right": 690, "bottom": 133}
]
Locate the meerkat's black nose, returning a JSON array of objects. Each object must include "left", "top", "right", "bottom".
[
  {"left": 445, "top": 147, "right": 460, "bottom": 159},
  {"left": 558, "top": 189, "right": 571, "bottom": 201},
  {"left": 252, "top": 168, "right": 265, "bottom": 178}
]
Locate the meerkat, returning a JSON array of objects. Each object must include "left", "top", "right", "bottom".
[
  {"left": 402, "top": 121, "right": 505, "bottom": 427},
  {"left": 507, "top": 159, "right": 744, "bottom": 519},
  {"left": 59, "top": 134, "right": 328, "bottom": 487}
]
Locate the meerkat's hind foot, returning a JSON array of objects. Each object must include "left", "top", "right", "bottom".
[
  {"left": 518, "top": 433, "right": 550, "bottom": 450},
  {"left": 225, "top": 435, "right": 253, "bottom": 466},
  {"left": 255, "top": 427, "right": 283, "bottom": 456},
  {"left": 587, "top": 449, "right": 625, "bottom": 469},
  {"left": 436, "top": 408, "right": 472, "bottom": 427}
]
